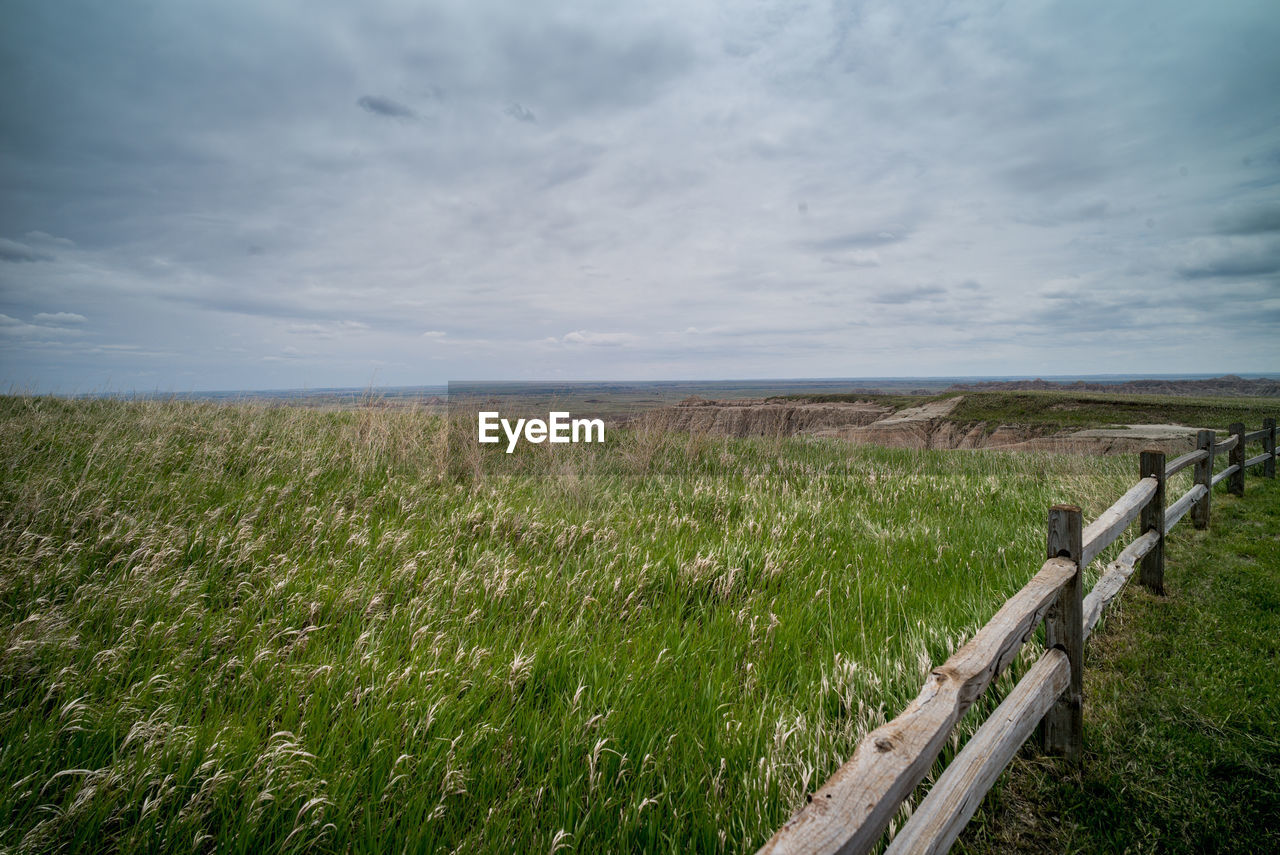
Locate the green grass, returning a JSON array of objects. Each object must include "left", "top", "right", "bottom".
[
  {"left": 0, "top": 396, "right": 1149, "bottom": 853},
  {"left": 956, "top": 475, "right": 1280, "bottom": 854}
]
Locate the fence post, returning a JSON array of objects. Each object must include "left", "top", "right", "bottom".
[
  {"left": 1139, "top": 450, "right": 1166, "bottom": 595},
  {"left": 1229, "top": 422, "right": 1246, "bottom": 496},
  {"left": 1040, "top": 504, "right": 1083, "bottom": 761},
  {"left": 1192, "top": 430, "right": 1214, "bottom": 530},
  {"left": 1266, "top": 417, "right": 1276, "bottom": 479}
]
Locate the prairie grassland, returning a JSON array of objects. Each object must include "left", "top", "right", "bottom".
[{"left": 0, "top": 397, "right": 1138, "bottom": 853}]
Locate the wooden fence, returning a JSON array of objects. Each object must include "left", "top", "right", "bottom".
[{"left": 759, "top": 417, "right": 1278, "bottom": 855}]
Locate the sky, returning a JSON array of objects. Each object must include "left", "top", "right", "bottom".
[{"left": 1, "top": 0, "right": 1278, "bottom": 393}]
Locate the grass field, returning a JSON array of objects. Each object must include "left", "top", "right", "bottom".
[{"left": 0, "top": 396, "right": 1162, "bottom": 852}]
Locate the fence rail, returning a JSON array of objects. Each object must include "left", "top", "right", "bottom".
[
  {"left": 1212, "top": 464, "right": 1239, "bottom": 487},
  {"left": 760, "top": 415, "right": 1277, "bottom": 855}
]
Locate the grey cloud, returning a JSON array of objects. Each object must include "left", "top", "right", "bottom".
[
  {"left": 1075, "top": 201, "right": 1110, "bottom": 220},
  {"left": 1177, "top": 243, "right": 1280, "bottom": 279},
  {"left": 159, "top": 289, "right": 385, "bottom": 325},
  {"left": 34, "top": 312, "right": 87, "bottom": 325},
  {"left": 1001, "top": 153, "right": 1108, "bottom": 195},
  {"left": 540, "top": 158, "right": 594, "bottom": 189},
  {"left": 3, "top": 0, "right": 1279, "bottom": 391},
  {"left": 1213, "top": 207, "right": 1280, "bottom": 236},
  {"left": 821, "top": 252, "right": 880, "bottom": 269},
  {"left": 871, "top": 285, "right": 946, "bottom": 305},
  {"left": 1163, "top": 282, "right": 1274, "bottom": 316},
  {"left": 262, "top": 345, "right": 303, "bottom": 362},
  {"left": 495, "top": 22, "right": 694, "bottom": 116},
  {"left": 357, "top": 95, "right": 416, "bottom": 119},
  {"left": 0, "top": 238, "right": 53, "bottom": 262},
  {"left": 287, "top": 321, "right": 368, "bottom": 337},
  {"left": 0, "top": 313, "right": 83, "bottom": 337},
  {"left": 803, "top": 229, "right": 910, "bottom": 253},
  {"left": 1024, "top": 288, "right": 1167, "bottom": 331},
  {"left": 504, "top": 102, "right": 536, "bottom": 123},
  {"left": 24, "top": 231, "right": 75, "bottom": 247},
  {"left": 1033, "top": 280, "right": 1280, "bottom": 339},
  {"left": 551, "top": 330, "right": 640, "bottom": 347},
  {"left": 1178, "top": 258, "right": 1280, "bottom": 279},
  {"left": 1018, "top": 200, "right": 1112, "bottom": 228}
]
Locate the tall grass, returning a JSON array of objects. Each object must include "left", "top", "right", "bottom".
[{"left": 0, "top": 397, "right": 1136, "bottom": 852}]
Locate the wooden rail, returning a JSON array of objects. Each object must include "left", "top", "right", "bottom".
[
  {"left": 758, "top": 558, "right": 1074, "bottom": 855},
  {"left": 760, "top": 416, "right": 1277, "bottom": 855},
  {"left": 1212, "top": 464, "right": 1239, "bottom": 487},
  {"left": 882, "top": 649, "right": 1070, "bottom": 855},
  {"left": 1164, "top": 448, "right": 1207, "bottom": 477},
  {"left": 1165, "top": 483, "right": 1207, "bottom": 530},
  {"left": 1080, "top": 478, "right": 1156, "bottom": 568},
  {"left": 1082, "top": 530, "right": 1159, "bottom": 640}
]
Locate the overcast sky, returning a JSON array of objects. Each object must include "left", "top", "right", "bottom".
[{"left": 2, "top": 0, "right": 1278, "bottom": 392}]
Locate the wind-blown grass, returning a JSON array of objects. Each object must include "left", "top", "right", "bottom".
[{"left": 0, "top": 397, "right": 1137, "bottom": 853}]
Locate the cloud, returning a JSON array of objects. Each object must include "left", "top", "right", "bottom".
[
  {"left": 821, "top": 250, "right": 881, "bottom": 268},
  {"left": 803, "top": 229, "right": 911, "bottom": 253},
  {"left": 24, "top": 231, "right": 75, "bottom": 247},
  {"left": 552, "top": 330, "right": 640, "bottom": 347},
  {"left": 1018, "top": 200, "right": 1111, "bottom": 228},
  {"left": 504, "top": 102, "right": 536, "bottom": 123},
  {"left": 2, "top": 1, "right": 1279, "bottom": 391},
  {"left": 1213, "top": 207, "right": 1280, "bottom": 236},
  {"left": 356, "top": 95, "right": 416, "bottom": 119},
  {"left": 286, "top": 321, "right": 369, "bottom": 339},
  {"left": 86, "top": 343, "right": 174, "bottom": 358},
  {"left": 492, "top": 19, "right": 694, "bottom": 117},
  {"left": 1001, "top": 153, "right": 1108, "bottom": 195},
  {"left": 262, "top": 345, "right": 303, "bottom": 362},
  {"left": 1177, "top": 242, "right": 1280, "bottom": 279},
  {"left": 871, "top": 286, "right": 947, "bottom": 305},
  {"left": 0, "top": 313, "right": 83, "bottom": 337},
  {"left": 0, "top": 238, "right": 53, "bottom": 263},
  {"left": 33, "top": 311, "right": 87, "bottom": 325}
]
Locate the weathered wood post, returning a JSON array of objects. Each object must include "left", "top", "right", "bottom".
[
  {"left": 1192, "top": 430, "right": 1214, "bottom": 530},
  {"left": 1229, "top": 422, "right": 1246, "bottom": 496},
  {"left": 1139, "top": 450, "right": 1166, "bottom": 595},
  {"left": 1265, "top": 417, "right": 1276, "bottom": 479},
  {"left": 1040, "top": 504, "right": 1083, "bottom": 761}
]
